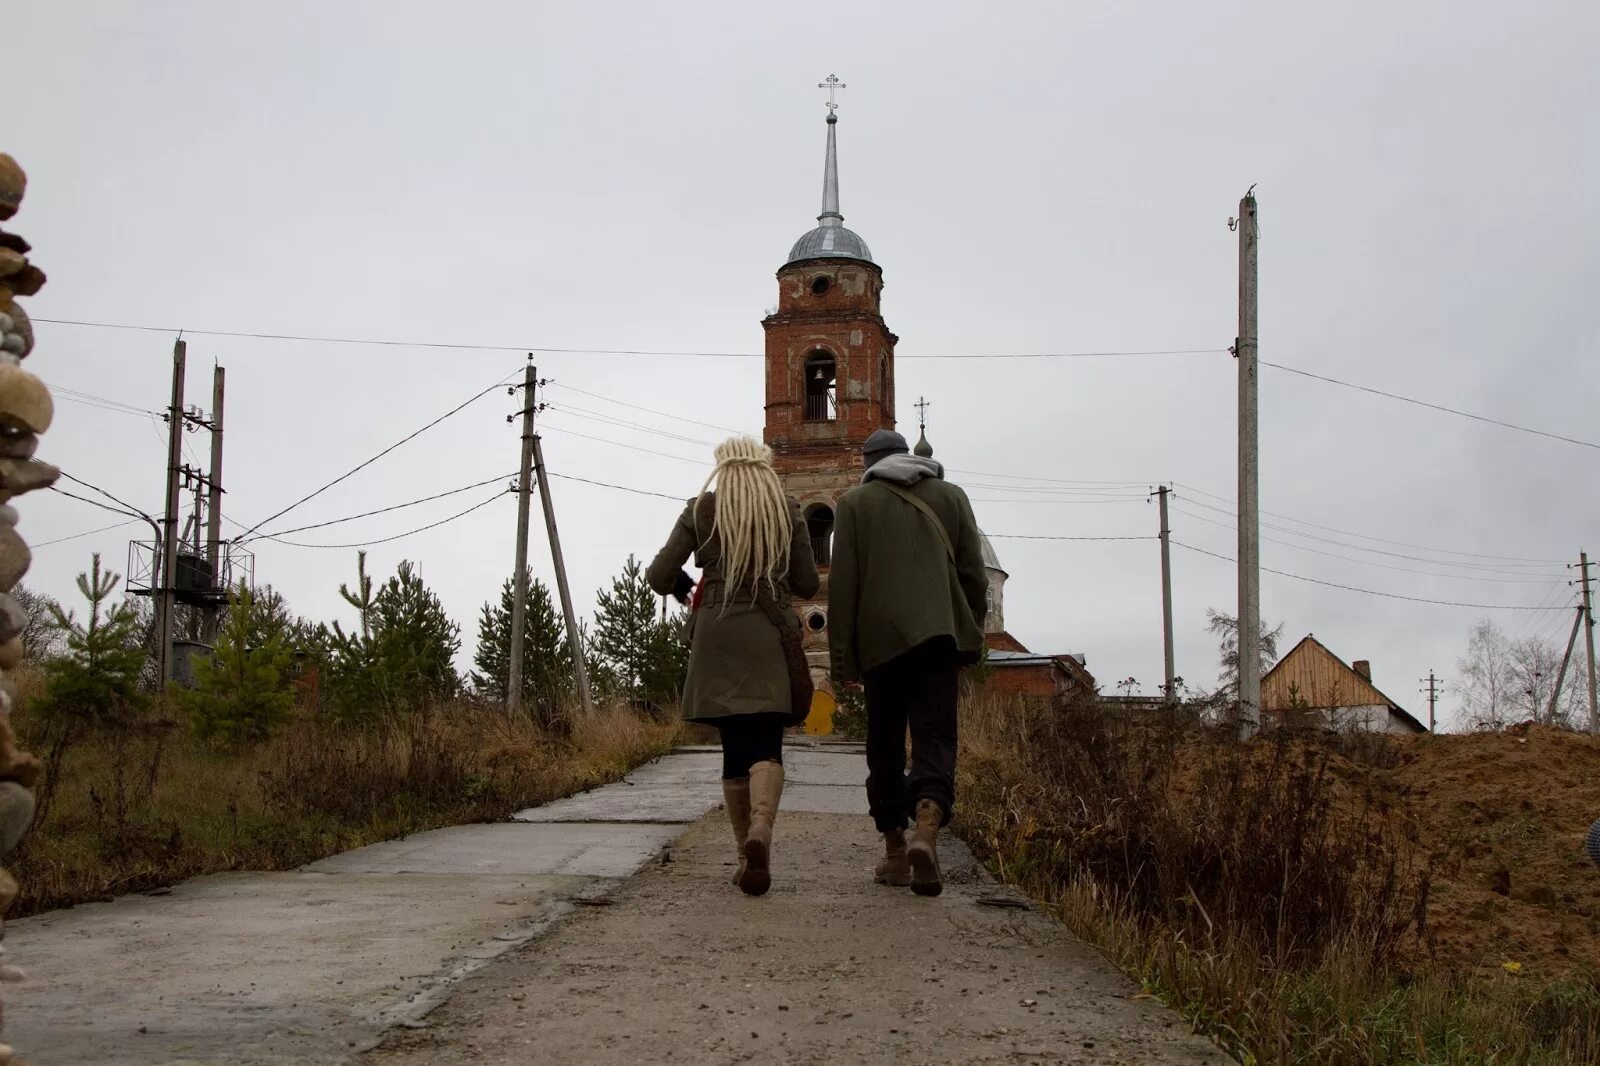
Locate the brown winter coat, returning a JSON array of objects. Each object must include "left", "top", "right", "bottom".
[{"left": 646, "top": 493, "right": 820, "bottom": 723}]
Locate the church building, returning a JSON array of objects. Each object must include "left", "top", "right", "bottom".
[{"left": 761, "top": 85, "right": 1092, "bottom": 731}]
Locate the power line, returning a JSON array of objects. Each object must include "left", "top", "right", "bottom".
[
  {"left": 34, "top": 316, "right": 1224, "bottom": 361},
  {"left": 1171, "top": 540, "right": 1569, "bottom": 611},
  {"left": 243, "top": 473, "right": 517, "bottom": 541},
  {"left": 33, "top": 518, "right": 142, "bottom": 548},
  {"left": 54, "top": 469, "right": 159, "bottom": 526},
  {"left": 235, "top": 369, "right": 519, "bottom": 542},
  {"left": 539, "top": 425, "right": 708, "bottom": 466},
  {"left": 1172, "top": 493, "right": 1564, "bottom": 574},
  {"left": 542, "top": 403, "right": 714, "bottom": 447},
  {"left": 544, "top": 470, "right": 686, "bottom": 501},
  {"left": 1170, "top": 482, "right": 1566, "bottom": 564},
  {"left": 253, "top": 491, "right": 507, "bottom": 549},
  {"left": 1261, "top": 361, "right": 1600, "bottom": 451},
  {"left": 1167, "top": 503, "right": 1562, "bottom": 584},
  {"left": 543, "top": 381, "right": 751, "bottom": 436},
  {"left": 985, "top": 533, "right": 1151, "bottom": 541}
]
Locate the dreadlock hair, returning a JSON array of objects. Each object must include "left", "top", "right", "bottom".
[{"left": 696, "top": 435, "right": 792, "bottom": 600}]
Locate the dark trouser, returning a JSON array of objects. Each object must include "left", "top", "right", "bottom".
[
  {"left": 715, "top": 714, "right": 785, "bottom": 780},
  {"left": 864, "top": 639, "right": 959, "bottom": 833}
]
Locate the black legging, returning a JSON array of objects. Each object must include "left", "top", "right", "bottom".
[{"left": 715, "top": 714, "right": 785, "bottom": 780}]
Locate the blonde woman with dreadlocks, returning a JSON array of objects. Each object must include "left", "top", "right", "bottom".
[{"left": 647, "top": 436, "right": 819, "bottom": 896}]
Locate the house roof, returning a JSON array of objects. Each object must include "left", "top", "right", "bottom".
[{"left": 1262, "top": 635, "right": 1427, "bottom": 733}]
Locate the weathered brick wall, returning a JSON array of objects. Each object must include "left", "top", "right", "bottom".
[
  {"left": 0, "top": 151, "right": 51, "bottom": 1061},
  {"left": 763, "top": 256, "right": 898, "bottom": 659}
]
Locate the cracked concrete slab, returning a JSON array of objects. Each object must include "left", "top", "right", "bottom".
[
  {"left": 306, "top": 822, "right": 679, "bottom": 878},
  {"left": 5, "top": 743, "right": 1222, "bottom": 1065}
]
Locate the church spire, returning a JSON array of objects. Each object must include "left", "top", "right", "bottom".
[
  {"left": 817, "top": 74, "right": 845, "bottom": 228},
  {"left": 784, "top": 75, "right": 874, "bottom": 266}
]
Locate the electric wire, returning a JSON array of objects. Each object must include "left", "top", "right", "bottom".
[
  {"left": 36, "top": 317, "right": 1596, "bottom": 447},
  {"left": 53, "top": 469, "right": 159, "bottom": 527},
  {"left": 1167, "top": 504, "right": 1563, "bottom": 584},
  {"left": 1169, "top": 482, "right": 1568, "bottom": 565},
  {"left": 235, "top": 369, "right": 520, "bottom": 542},
  {"left": 544, "top": 471, "right": 686, "bottom": 501},
  {"left": 1262, "top": 360, "right": 1600, "bottom": 451},
  {"left": 984, "top": 533, "right": 1152, "bottom": 542},
  {"left": 1172, "top": 494, "right": 1565, "bottom": 574},
  {"left": 1171, "top": 540, "right": 1569, "bottom": 611},
  {"left": 542, "top": 404, "right": 714, "bottom": 447},
  {"left": 542, "top": 381, "right": 751, "bottom": 436},
  {"left": 537, "top": 425, "right": 708, "bottom": 466},
  {"left": 253, "top": 492, "right": 507, "bottom": 549},
  {"left": 33, "top": 317, "right": 1222, "bottom": 361},
  {"left": 245, "top": 473, "right": 517, "bottom": 540},
  {"left": 32, "top": 518, "right": 142, "bottom": 548}
]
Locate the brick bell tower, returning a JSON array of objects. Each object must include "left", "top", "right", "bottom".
[{"left": 763, "top": 77, "right": 897, "bottom": 702}]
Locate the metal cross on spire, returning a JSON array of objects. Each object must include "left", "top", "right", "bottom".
[
  {"left": 915, "top": 396, "right": 931, "bottom": 428},
  {"left": 818, "top": 74, "right": 846, "bottom": 114}
]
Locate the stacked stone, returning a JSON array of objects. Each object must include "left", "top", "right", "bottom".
[{"left": 0, "top": 152, "right": 51, "bottom": 1064}]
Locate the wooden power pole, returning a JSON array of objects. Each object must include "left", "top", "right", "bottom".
[
  {"left": 507, "top": 359, "right": 537, "bottom": 715},
  {"left": 1580, "top": 551, "right": 1598, "bottom": 732},
  {"left": 1234, "top": 189, "right": 1261, "bottom": 738},
  {"left": 1547, "top": 606, "right": 1582, "bottom": 726},
  {"left": 1420, "top": 670, "right": 1442, "bottom": 732},
  {"left": 202, "top": 365, "right": 225, "bottom": 643},
  {"left": 158, "top": 338, "right": 187, "bottom": 683},
  {"left": 533, "top": 433, "right": 594, "bottom": 719},
  {"left": 1154, "top": 485, "right": 1175, "bottom": 703}
]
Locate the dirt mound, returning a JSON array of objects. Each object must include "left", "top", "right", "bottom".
[{"left": 1389, "top": 724, "right": 1600, "bottom": 979}]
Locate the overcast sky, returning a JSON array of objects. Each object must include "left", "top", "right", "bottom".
[{"left": 9, "top": 2, "right": 1598, "bottom": 728}]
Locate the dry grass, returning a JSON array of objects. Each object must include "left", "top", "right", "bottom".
[
  {"left": 9, "top": 694, "right": 677, "bottom": 918},
  {"left": 955, "top": 693, "right": 1600, "bottom": 1065}
]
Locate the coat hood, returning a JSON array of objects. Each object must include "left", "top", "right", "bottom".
[{"left": 862, "top": 453, "right": 945, "bottom": 486}]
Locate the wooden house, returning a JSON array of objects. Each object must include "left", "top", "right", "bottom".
[{"left": 1262, "top": 635, "right": 1427, "bottom": 734}]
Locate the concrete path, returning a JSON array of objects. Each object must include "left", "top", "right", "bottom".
[{"left": 6, "top": 743, "right": 1225, "bottom": 1065}]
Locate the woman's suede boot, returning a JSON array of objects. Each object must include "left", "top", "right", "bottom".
[
  {"left": 740, "top": 760, "right": 784, "bottom": 896},
  {"left": 907, "top": 798, "right": 944, "bottom": 897},
  {"left": 874, "top": 829, "right": 911, "bottom": 886},
  {"left": 722, "top": 778, "right": 752, "bottom": 886}
]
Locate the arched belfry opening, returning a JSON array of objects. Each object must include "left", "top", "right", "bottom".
[
  {"left": 805, "top": 502, "right": 835, "bottom": 566},
  {"left": 804, "top": 351, "right": 836, "bottom": 421}
]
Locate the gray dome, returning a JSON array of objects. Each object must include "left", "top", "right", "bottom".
[
  {"left": 786, "top": 224, "right": 874, "bottom": 266},
  {"left": 980, "top": 532, "right": 1005, "bottom": 574}
]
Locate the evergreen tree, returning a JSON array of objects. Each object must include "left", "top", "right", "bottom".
[
  {"left": 179, "top": 583, "right": 296, "bottom": 746},
  {"left": 371, "top": 559, "right": 460, "bottom": 709},
  {"left": 321, "top": 553, "right": 459, "bottom": 719},
  {"left": 471, "top": 569, "right": 572, "bottom": 723},
  {"left": 591, "top": 555, "right": 688, "bottom": 710},
  {"left": 37, "top": 555, "right": 149, "bottom": 730},
  {"left": 33, "top": 556, "right": 151, "bottom": 823}
]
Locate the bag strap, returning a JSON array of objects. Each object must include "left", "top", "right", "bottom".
[{"left": 877, "top": 481, "right": 955, "bottom": 563}]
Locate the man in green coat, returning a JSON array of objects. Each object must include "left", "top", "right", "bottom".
[{"left": 828, "top": 429, "right": 988, "bottom": 897}]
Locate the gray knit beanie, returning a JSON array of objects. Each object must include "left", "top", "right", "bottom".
[{"left": 862, "top": 428, "right": 909, "bottom": 465}]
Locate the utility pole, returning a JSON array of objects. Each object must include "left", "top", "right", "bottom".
[
  {"left": 532, "top": 433, "right": 594, "bottom": 719},
  {"left": 1420, "top": 671, "right": 1441, "bottom": 733},
  {"left": 507, "top": 358, "right": 537, "bottom": 716},
  {"left": 1548, "top": 606, "right": 1582, "bottom": 726},
  {"left": 1154, "top": 485, "right": 1175, "bottom": 704},
  {"left": 1580, "top": 551, "right": 1598, "bottom": 732},
  {"left": 1233, "top": 188, "right": 1261, "bottom": 738},
  {"left": 158, "top": 338, "right": 187, "bottom": 684},
  {"left": 203, "top": 366, "right": 225, "bottom": 643}
]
